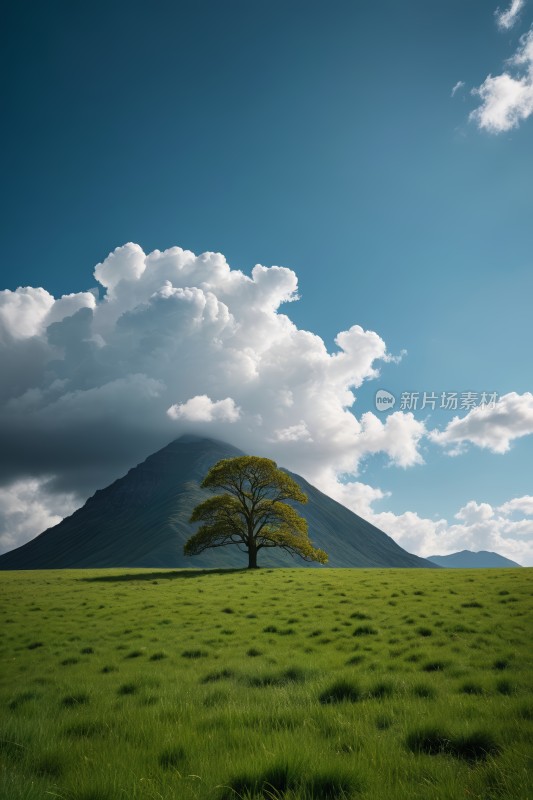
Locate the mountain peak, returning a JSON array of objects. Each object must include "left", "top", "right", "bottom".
[
  {"left": 428, "top": 550, "right": 521, "bottom": 568},
  {"left": 174, "top": 433, "right": 222, "bottom": 444}
]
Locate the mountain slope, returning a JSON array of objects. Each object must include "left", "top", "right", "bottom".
[
  {"left": 428, "top": 550, "right": 521, "bottom": 568},
  {"left": 0, "top": 435, "right": 436, "bottom": 569}
]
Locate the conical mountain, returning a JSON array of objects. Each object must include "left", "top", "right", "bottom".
[{"left": 0, "top": 435, "right": 435, "bottom": 569}]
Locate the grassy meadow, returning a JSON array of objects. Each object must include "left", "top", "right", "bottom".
[{"left": 0, "top": 566, "right": 532, "bottom": 800}]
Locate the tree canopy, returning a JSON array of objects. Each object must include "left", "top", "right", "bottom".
[{"left": 184, "top": 456, "right": 328, "bottom": 568}]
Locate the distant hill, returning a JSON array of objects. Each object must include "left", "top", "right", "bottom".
[
  {"left": 428, "top": 550, "right": 521, "bottom": 568},
  {"left": 0, "top": 435, "right": 437, "bottom": 570}
]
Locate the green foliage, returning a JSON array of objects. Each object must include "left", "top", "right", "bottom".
[{"left": 185, "top": 455, "right": 328, "bottom": 567}]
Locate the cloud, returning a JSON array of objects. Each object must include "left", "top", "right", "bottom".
[
  {"left": 356, "top": 411, "right": 425, "bottom": 468},
  {"left": 470, "top": 28, "right": 533, "bottom": 132},
  {"left": 333, "top": 488, "right": 533, "bottom": 566},
  {"left": 0, "top": 478, "right": 78, "bottom": 553},
  {"left": 271, "top": 421, "right": 312, "bottom": 443},
  {"left": 0, "top": 287, "right": 96, "bottom": 343},
  {"left": 0, "top": 242, "right": 425, "bottom": 553},
  {"left": 495, "top": 0, "right": 526, "bottom": 30},
  {"left": 454, "top": 500, "right": 494, "bottom": 523},
  {"left": 429, "top": 392, "right": 533, "bottom": 454},
  {"left": 451, "top": 80, "right": 465, "bottom": 97},
  {"left": 498, "top": 495, "right": 533, "bottom": 516},
  {"left": 318, "top": 475, "right": 390, "bottom": 520},
  {"left": 167, "top": 395, "right": 241, "bottom": 423}
]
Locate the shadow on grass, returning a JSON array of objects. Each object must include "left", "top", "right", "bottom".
[{"left": 81, "top": 568, "right": 247, "bottom": 583}]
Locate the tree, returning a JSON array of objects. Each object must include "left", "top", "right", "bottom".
[{"left": 185, "top": 456, "right": 328, "bottom": 569}]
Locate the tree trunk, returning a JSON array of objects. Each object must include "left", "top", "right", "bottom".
[{"left": 247, "top": 542, "right": 259, "bottom": 569}]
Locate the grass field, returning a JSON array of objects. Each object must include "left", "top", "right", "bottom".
[{"left": 0, "top": 567, "right": 531, "bottom": 800}]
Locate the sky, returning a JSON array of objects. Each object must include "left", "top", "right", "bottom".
[{"left": 1, "top": 0, "right": 532, "bottom": 565}]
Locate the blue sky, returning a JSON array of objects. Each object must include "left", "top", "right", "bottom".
[{"left": 1, "top": 0, "right": 532, "bottom": 563}]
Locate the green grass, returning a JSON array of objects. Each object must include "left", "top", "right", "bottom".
[{"left": 0, "top": 567, "right": 532, "bottom": 799}]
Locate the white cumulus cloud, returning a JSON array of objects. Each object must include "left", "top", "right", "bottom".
[
  {"left": 470, "top": 28, "right": 533, "bottom": 132},
  {"left": 498, "top": 495, "right": 533, "bottom": 515},
  {"left": 455, "top": 500, "right": 494, "bottom": 523},
  {"left": 0, "top": 287, "right": 97, "bottom": 344},
  {"left": 167, "top": 395, "right": 241, "bottom": 423},
  {"left": 429, "top": 392, "right": 533, "bottom": 454},
  {"left": 356, "top": 411, "right": 426, "bottom": 468}
]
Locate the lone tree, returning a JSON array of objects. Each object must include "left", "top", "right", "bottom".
[{"left": 185, "top": 456, "right": 328, "bottom": 569}]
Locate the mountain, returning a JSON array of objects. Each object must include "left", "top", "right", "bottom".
[
  {"left": 0, "top": 435, "right": 436, "bottom": 570},
  {"left": 428, "top": 550, "right": 521, "bottom": 568}
]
